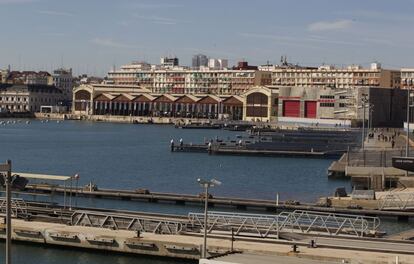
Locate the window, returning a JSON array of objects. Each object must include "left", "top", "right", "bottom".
[
  {"left": 320, "top": 95, "right": 334, "bottom": 99},
  {"left": 320, "top": 102, "right": 334, "bottom": 107},
  {"left": 339, "top": 96, "right": 347, "bottom": 99},
  {"left": 339, "top": 103, "right": 346, "bottom": 107}
]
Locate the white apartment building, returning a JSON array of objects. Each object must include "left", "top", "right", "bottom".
[
  {"left": 208, "top": 58, "right": 228, "bottom": 70},
  {"left": 258, "top": 62, "right": 400, "bottom": 89},
  {"left": 401, "top": 68, "right": 414, "bottom": 89},
  {"left": 107, "top": 62, "right": 271, "bottom": 95}
]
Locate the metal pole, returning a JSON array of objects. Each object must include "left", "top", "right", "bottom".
[
  {"left": 276, "top": 192, "right": 279, "bottom": 207},
  {"left": 406, "top": 88, "right": 410, "bottom": 157},
  {"left": 69, "top": 177, "right": 73, "bottom": 210},
  {"left": 75, "top": 177, "right": 79, "bottom": 207},
  {"left": 276, "top": 214, "right": 280, "bottom": 240},
  {"left": 202, "top": 184, "right": 208, "bottom": 258},
  {"left": 362, "top": 98, "right": 366, "bottom": 150},
  {"left": 231, "top": 228, "right": 234, "bottom": 252},
  {"left": 63, "top": 181, "right": 66, "bottom": 209},
  {"left": 5, "top": 159, "right": 12, "bottom": 264}
]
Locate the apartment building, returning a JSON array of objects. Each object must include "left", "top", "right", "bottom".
[
  {"left": 259, "top": 62, "right": 400, "bottom": 89},
  {"left": 52, "top": 68, "right": 73, "bottom": 102},
  {"left": 401, "top": 68, "right": 414, "bottom": 89},
  {"left": 107, "top": 61, "right": 271, "bottom": 95}
]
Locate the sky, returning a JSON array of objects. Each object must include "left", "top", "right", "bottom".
[{"left": 0, "top": 0, "right": 414, "bottom": 76}]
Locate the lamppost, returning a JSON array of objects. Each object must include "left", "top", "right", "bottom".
[
  {"left": 406, "top": 88, "right": 413, "bottom": 157},
  {"left": 197, "top": 178, "right": 221, "bottom": 259},
  {"left": 360, "top": 93, "right": 369, "bottom": 150},
  {"left": 369, "top": 104, "right": 374, "bottom": 132}
]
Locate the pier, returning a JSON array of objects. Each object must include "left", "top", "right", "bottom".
[
  {"left": 14, "top": 181, "right": 414, "bottom": 220},
  {"left": 172, "top": 143, "right": 344, "bottom": 159},
  {"left": 327, "top": 130, "right": 414, "bottom": 190}
]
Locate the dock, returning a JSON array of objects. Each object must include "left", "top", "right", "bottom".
[
  {"left": 18, "top": 183, "right": 414, "bottom": 220},
  {"left": 327, "top": 131, "right": 414, "bottom": 190},
  {"left": 172, "top": 144, "right": 343, "bottom": 159}
]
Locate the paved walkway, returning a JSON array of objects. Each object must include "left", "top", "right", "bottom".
[
  {"left": 207, "top": 253, "right": 338, "bottom": 264},
  {"left": 7, "top": 219, "right": 414, "bottom": 264}
]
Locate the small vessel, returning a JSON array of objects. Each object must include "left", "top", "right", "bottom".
[{"left": 178, "top": 123, "right": 221, "bottom": 129}]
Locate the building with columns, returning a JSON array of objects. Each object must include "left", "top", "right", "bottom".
[{"left": 73, "top": 84, "right": 244, "bottom": 120}]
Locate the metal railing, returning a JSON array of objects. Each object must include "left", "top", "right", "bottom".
[
  {"left": 377, "top": 192, "right": 414, "bottom": 210},
  {"left": 71, "top": 210, "right": 186, "bottom": 235},
  {"left": 188, "top": 210, "right": 380, "bottom": 238},
  {"left": 346, "top": 149, "right": 406, "bottom": 168},
  {"left": 0, "top": 198, "right": 28, "bottom": 218}
]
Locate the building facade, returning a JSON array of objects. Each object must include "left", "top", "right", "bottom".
[
  {"left": 52, "top": 68, "right": 73, "bottom": 102},
  {"left": 0, "top": 84, "right": 64, "bottom": 113},
  {"left": 107, "top": 62, "right": 271, "bottom": 95},
  {"left": 401, "top": 68, "right": 414, "bottom": 89},
  {"left": 192, "top": 54, "right": 208, "bottom": 69},
  {"left": 160, "top": 57, "right": 179, "bottom": 68},
  {"left": 276, "top": 85, "right": 406, "bottom": 127},
  {"left": 259, "top": 63, "right": 400, "bottom": 89},
  {"left": 73, "top": 84, "right": 244, "bottom": 120},
  {"left": 243, "top": 86, "right": 279, "bottom": 122}
]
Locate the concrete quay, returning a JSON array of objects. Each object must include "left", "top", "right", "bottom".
[
  {"left": 328, "top": 131, "right": 414, "bottom": 189},
  {"left": 2, "top": 219, "right": 414, "bottom": 264}
]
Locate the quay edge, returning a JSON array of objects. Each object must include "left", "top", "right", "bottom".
[{"left": 2, "top": 219, "right": 414, "bottom": 264}]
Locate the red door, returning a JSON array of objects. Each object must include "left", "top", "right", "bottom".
[
  {"left": 283, "top": 100, "right": 300, "bottom": 117},
  {"left": 305, "top": 101, "right": 317, "bottom": 118}
]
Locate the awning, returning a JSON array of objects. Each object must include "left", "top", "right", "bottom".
[{"left": 13, "top": 172, "right": 72, "bottom": 181}]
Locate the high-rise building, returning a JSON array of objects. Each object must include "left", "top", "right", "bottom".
[
  {"left": 192, "top": 54, "right": 208, "bottom": 69},
  {"left": 53, "top": 68, "right": 73, "bottom": 102},
  {"left": 208, "top": 58, "right": 228, "bottom": 70}
]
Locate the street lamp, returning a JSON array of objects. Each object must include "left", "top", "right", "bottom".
[
  {"left": 406, "top": 89, "right": 414, "bottom": 157},
  {"left": 360, "top": 93, "right": 369, "bottom": 150},
  {"left": 369, "top": 104, "right": 374, "bottom": 132},
  {"left": 197, "top": 178, "right": 221, "bottom": 259}
]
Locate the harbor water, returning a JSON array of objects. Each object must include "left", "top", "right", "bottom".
[{"left": 0, "top": 120, "right": 344, "bottom": 201}]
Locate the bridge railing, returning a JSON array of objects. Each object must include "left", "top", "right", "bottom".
[
  {"left": 0, "top": 197, "right": 28, "bottom": 218},
  {"left": 377, "top": 192, "right": 414, "bottom": 210},
  {"left": 188, "top": 210, "right": 380, "bottom": 238},
  {"left": 71, "top": 210, "right": 185, "bottom": 235}
]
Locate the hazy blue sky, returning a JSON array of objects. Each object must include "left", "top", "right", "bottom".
[{"left": 1, "top": 0, "right": 413, "bottom": 76}]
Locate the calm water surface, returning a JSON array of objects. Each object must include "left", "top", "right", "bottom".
[{"left": 0, "top": 120, "right": 346, "bottom": 201}]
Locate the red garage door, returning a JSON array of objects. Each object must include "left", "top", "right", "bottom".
[
  {"left": 283, "top": 100, "right": 300, "bottom": 117},
  {"left": 305, "top": 101, "right": 317, "bottom": 118}
]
